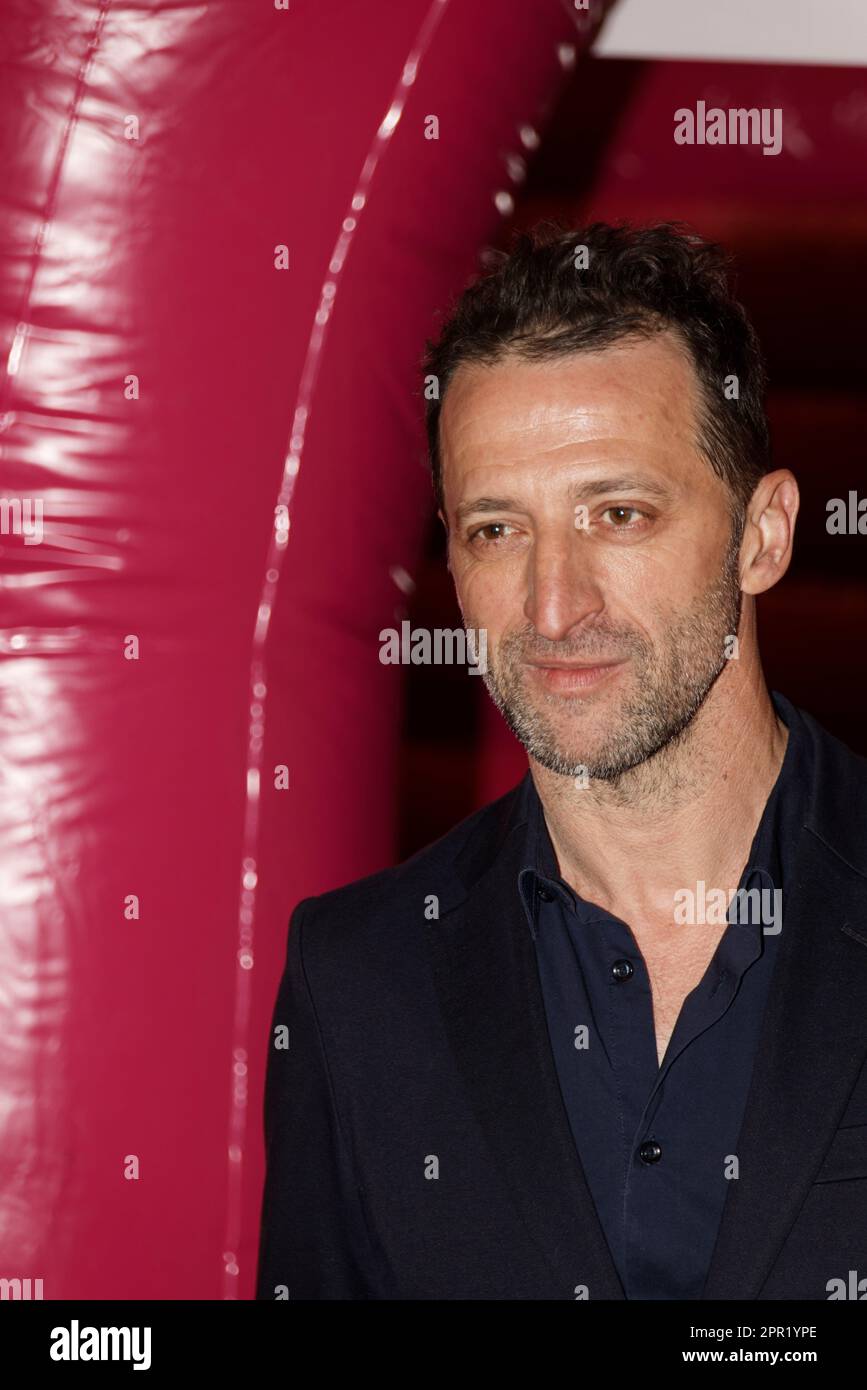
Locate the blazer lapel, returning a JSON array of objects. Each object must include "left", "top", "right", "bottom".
[
  {"left": 703, "top": 721, "right": 867, "bottom": 1300},
  {"left": 424, "top": 781, "right": 625, "bottom": 1300}
]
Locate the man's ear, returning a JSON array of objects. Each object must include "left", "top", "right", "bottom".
[{"left": 740, "top": 470, "right": 799, "bottom": 597}]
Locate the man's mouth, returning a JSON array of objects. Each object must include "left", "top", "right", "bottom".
[{"left": 524, "top": 658, "right": 626, "bottom": 693}]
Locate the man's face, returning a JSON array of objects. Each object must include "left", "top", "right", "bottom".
[{"left": 439, "top": 332, "right": 744, "bottom": 781}]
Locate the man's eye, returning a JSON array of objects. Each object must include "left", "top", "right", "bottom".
[
  {"left": 469, "top": 523, "right": 515, "bottom": 544},
  {"left": 601, "top": 506, "right": 646, "bottom": 528}
]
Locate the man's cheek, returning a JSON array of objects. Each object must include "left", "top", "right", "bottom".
[{"left": 462, "top": 565, "right": 520, "bottom": 620}]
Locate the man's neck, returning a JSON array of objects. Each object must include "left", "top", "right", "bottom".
[{"left": 529, "top": 673, "right": 789, "bottom": 927}]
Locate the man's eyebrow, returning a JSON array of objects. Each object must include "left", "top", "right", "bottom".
[
  {"left": 453, "top": 476, "right": 676, "bottom": 526},
  {"left": 454, "top": 497, "right": 521, "bottom": 527},
  {"left": 573, "top": 474, "right": 676, "bottom": 503}
]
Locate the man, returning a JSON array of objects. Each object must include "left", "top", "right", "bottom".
[{"left": 256, "top": 222, "right": 867, "bottom": 1300}]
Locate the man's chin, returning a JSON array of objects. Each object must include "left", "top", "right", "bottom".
[
  {"left": 529, "top": 751, "right": 595, "bottom": 779},
  {"left": 508, "top": 718, "right": 609, "bottom": 778},
  {"left": 507, "top": 696, "right": 654, "bottom": 779}
]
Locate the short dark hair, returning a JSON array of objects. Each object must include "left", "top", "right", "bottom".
[{"left": 422, "top": 220, "right": 770, "bottom": 529}]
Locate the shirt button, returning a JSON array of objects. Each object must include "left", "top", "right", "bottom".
[
  {"left": 639, "top": 1140, "right": 662, "bottom": 1164},
  {"left": 536, "top": 884, "right": 555, "bottom": 902},
  {"left": 611, "top": 959, "right": 634, "bottom": 981}
]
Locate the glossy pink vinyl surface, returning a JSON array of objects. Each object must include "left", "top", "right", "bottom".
[{"left": 0, "top": 0, "right": 587, "bottom": 1297}]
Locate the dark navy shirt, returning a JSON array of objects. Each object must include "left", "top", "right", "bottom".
[{"left": 517, "top": 690, "right": 813, "bottom": 1300}]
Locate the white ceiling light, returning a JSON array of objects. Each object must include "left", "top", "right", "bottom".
[{"left": 594, "top": 0, "right": 867, "bottom": 67}]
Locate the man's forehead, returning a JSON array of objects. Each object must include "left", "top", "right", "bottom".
[{"left": 440, "top": 332, "right": 700, "bottom": 458}]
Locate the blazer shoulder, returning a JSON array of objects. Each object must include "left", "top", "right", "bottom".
[
  {"left": 778, "top": 693, "right": 867, "bottom": 877},
  {"left": 291, "top": 775, "right": 528, "bottom": 943}
]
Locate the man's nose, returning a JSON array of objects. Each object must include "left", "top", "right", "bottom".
[{"left": 523, "top": 529, "right": 604, "bottom": 642}]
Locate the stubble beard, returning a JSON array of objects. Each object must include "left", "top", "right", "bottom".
[{"left": 475, "top": 528, "right": 744, "bottom": 782}]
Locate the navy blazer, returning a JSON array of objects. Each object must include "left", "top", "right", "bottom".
[{"left": 256, "top": 700, "right": 867, "bottom": 1300}]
